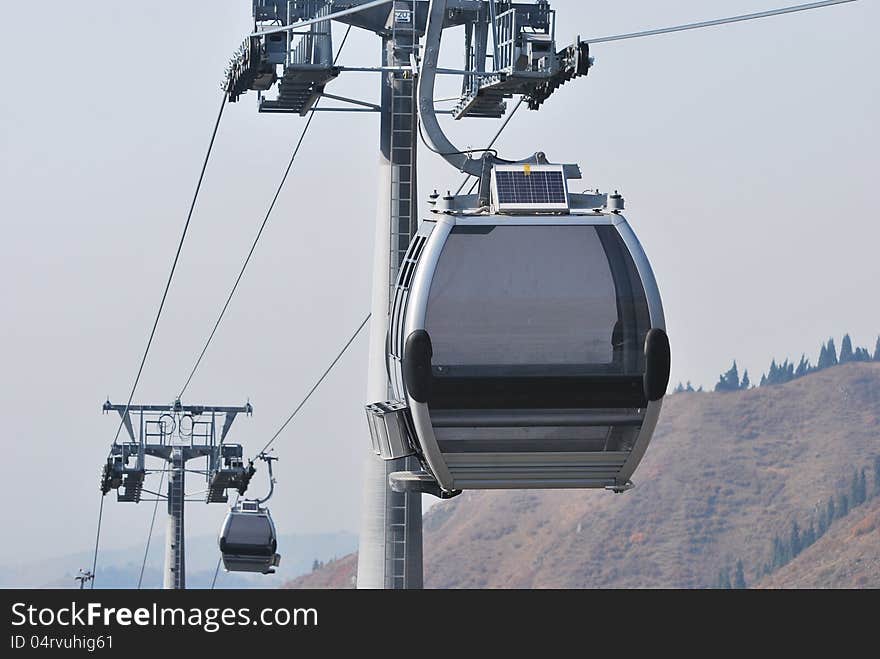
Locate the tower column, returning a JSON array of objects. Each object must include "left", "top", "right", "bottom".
[
  {"left": 163, "top": 447, "right": 186, "bottom": 590},
  {"left": 357, "top": 1, "right": 423, "bottom": 590}
]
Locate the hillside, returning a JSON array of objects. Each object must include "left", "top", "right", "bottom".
[
  {"left": 756, "top": 497, "right": 880, "bottom": 588},
  {"left": 287, "top": 363, "right": 880, "bottom": 589},
  {"left": 291, "top": 554, "right": 359, "bottom": 589}
]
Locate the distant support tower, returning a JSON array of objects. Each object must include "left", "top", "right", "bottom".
[{"left": 100, "top": 400, "right": 253, "bottom": 589}]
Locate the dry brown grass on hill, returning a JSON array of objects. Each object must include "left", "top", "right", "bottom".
[
  {"left": 757, "top": 497, "right": 880, "bottom": 588},
  {"left": 290, "top": 553, "right": 358, "bottom": 589},
  {"left": 286, "top": 363, "right": 880, "bottom": 589}
]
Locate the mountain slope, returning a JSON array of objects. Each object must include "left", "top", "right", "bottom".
[
  {"left": 289, "top": 554, "right": 358, "bottom": 589},
  {"left": 287, "top": 363, "right": 880, "bottom": 589},
  {"left": 756, "top": 496, "right": 880, "bottom": 588}
]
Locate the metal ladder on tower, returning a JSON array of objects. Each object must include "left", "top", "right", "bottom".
[
  {"left": 169, "top": 447, "right": 186, "bottom": 589},
  {"left": 388, "top": 494, "right": 409, "bottom": 589},
  {"left": 388, "top": 0, "right": 419, "bottom": 300}
]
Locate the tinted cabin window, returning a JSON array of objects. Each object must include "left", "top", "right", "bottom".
[
  {"left": 224, "top": 514, "right": 273, "bottom": 550},
  {"left": 425, "top": 225, "right": 650, "bottom": 378}
]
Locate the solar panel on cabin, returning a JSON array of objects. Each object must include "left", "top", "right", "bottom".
[{"left": 495, "top": 170, "right": 567, "bottom": 205}]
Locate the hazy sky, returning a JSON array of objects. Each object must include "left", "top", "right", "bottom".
[{"left": 1, "top": 0, "right": 877, "bottom": 575}]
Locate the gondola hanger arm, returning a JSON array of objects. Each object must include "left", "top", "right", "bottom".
[
  {"left": 417, "top": 0, "right": 580, "bottom": 181},
  {"left": 253, "top": 452, "right": 278, "bottom": 505},
  {"left": 418, "top": 0, "right": 484, "bottom": 177}
]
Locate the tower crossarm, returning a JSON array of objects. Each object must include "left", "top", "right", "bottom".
[{"left": 102, "top": 403, "right": 251, "bottom": 414}]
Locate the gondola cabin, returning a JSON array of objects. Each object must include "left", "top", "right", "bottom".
[
  {"left": 219, "top": 500, "right": 281, "bottom": 574},
  {"left": 366, "top": 164, "right": 670, "bottom": 497}
]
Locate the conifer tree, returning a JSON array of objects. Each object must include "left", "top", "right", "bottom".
[
  {"left": 839, "top": 334, "right": 854, "bottom": 363},
  {"left": 764, "top": 358, "right": 798, "bottom": 386},
  {"left": 804, "top": 522, "right": 816, "bottom": 548},
  {"left": 741, "top": 370, "right": 750, "bottom": 390},
  {"left": 717, "top": 568, "right": 732, "bottom": 589},
  {"left": 768, "top": 359, "right": 779, "bottom": 384},
  {"left": 715, "top": 361, "right": 741, "bottom": 392},
  {"left": 790, "top": 521, "right": 802, "bottom": 557},
  {"left": 851, "top": 470, "right": 861, "bottom": 507},
  {"left": 818, "top": 343, "right": 830, "bottom": 369},
  {"left": 874, "top": 456, "right": 880, "bottom": 497},
  {"left": 795, "top": 354, "right": 809, "bottom": 378},
  {"left": 817, "top": 507, "right": 828, "bottom": 537},
  {"left": 772, "top": 536, "right": 786, "bottom": 569},
  {"left": 874, "top": 336, "right": 880, "bottom": 362},
  {"left": 827, "top": 338, "right": 838, "bottom": 366},
  {"left": 839, "top": 493, "right": 849, "bottom": 517}
]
